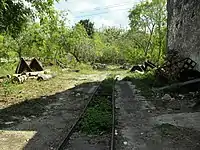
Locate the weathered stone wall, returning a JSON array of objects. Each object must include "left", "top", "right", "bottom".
[{"left": 167, "top": 0, "right": 200, "bottom": 70}]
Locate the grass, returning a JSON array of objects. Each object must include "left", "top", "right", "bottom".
[
  {"left": 122, "top": 71, "right": 156, "bottom": 98},
  {"left": 0, "top": 64, "right": 100, "bottom": 109},
  {"left": 0, "top": 63, "right": 113, "bottom": 129},
  {"left": 80, "top": 97, "right": 112, "bottom": 134},
  {"left": 0, "top": 62, "right": 17, "bottom": 77},
  {"left": 0, "top": 63, "right": 122, "bottom": 130},
  {"left": 121, "top": 70, "right": 169, "bottom": 105},
  {"left": 79, "top": 71, "right": 158, "bottom": 135},
  {"left": 79, "top": 77, "right": 114, "bottom": 135}
]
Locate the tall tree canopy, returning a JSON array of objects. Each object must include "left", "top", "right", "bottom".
[
  {"left": 79, "top": 19, "right": 95, "bottom": 38},
  {"left": 0, "top": 0, "right": 168, "bottom": 66},
  {"left": 128, "top": 0, "right": 167, "bottom": 62},
  {"left": 0, "top": 0, "right": 60, "bottom": 37}
]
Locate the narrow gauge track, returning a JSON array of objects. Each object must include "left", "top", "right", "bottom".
[
  {"left": 56, "top": 77, "right": 117, "bottom": 150},
  {"left": 111, "top": 77, "right": 116, "bottom": 150}
]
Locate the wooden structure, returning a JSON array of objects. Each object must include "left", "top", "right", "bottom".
[
  {"left": 29, "top": 58, "right": 43, "bottom": 72},
  {"left": 15, "top": 58, "right": 44, "bottom": 74},
  {"left": 15, "top": 58, "right": 32, "bottom": 74},
  {"left": 156, "top": 58, "right": 197, "bottom": 82}
]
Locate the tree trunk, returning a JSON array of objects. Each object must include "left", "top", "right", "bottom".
[
  {"left": 70, "top": 52, "right": 80, "bottom": 62},
  {"left": 144, "top": 24, "right": 155, "bottom": 57},
  {"left": 157, "top": 9, "right": 162, "bottom": 62},
  {"left": 17, "top": 48, "right": 22, "bottom": 60}
]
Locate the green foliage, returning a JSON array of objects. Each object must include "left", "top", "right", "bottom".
[
  {"left": 79, "top": 78, "right": 114, "bottom": 135},
  {"left": 0, "top": 62, "right": 17, "bottom": 76},
  {"left": 129, "top": 0, "right": 167, "bottom": 63},
  {"left": 0, "top": 0, "right": 167, "bottom": 70},
  {"left": 0, "top": 0, "right": 60, "bottom": 37},
  {"left": 0, "top": 8, "right": 69, "bottom": 63},
  {"left": 79, "top": 19, "right": 95, "bottom": 38},
  {"left": 1, "top": 79, "right": 13, "bottom": 97},
  {"left": 67, "top": 23, "right": 93, "bottom": 62},
  {"left": 80, "top": 100, "right": 112, "bottom": 134}
]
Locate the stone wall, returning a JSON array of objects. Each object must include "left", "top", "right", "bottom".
[{"left": 167, "top": 0, "right": 200, "bottom": 70}]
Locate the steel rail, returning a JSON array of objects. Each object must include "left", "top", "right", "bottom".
[
  {"left": 111, "top": 77, "right": 117, "bottom": 150},
  {"left": 56, "top": 82, "right": 102, "bottom": 150}
]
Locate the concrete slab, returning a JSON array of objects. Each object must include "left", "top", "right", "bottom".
[
  {"left": 115, "top": 81, "right": 154, "bottom": 150},
  {"left": 152, "top": 112, "right": 200, "bottom": 131},
  {"left": 0, "top": 130, "right": 36, "bottom": 150}
]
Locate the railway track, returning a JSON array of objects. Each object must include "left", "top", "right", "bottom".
[
  {"left": 111, "top": 77, "right": 116, "bottom": 150},
  {"left": 56, "top": 76, "right": 117, "bottom": 150}
]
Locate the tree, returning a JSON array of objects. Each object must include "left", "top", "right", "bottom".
[
  {"left": 67, "top": 23, "right": 89, "bottom": 62},
  {"left": 0, "top": 0, "right": 167, "bottom": 68},
  {"left": 0, "top": 0, "right": 61, "bottom": 37},
  {"left": 128, "top": 0, "right": 167, "bottom": 62},
  {"left": 79, "top": 19, "right": 95, "bottom": 38},
  {"left": 0, "top": 8, "right": 69, "bottom": 62}
]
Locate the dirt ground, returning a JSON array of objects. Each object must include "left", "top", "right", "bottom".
[
  {"left": 64, "top": 77, "right": 116, "bottom": 150},
  {"left": 1, "top": 68, "right": 200, "bottom": 150},
  {"left": 115, "top": 80, "right": 200, "bottom": 150},
  {"left": 0, "top": 70, "right": 108, "bottom": 109},
  {"left": 66, "top": 132, "right": 110, "bottom": 150},
  {"left": 0, "top": 72, "right": 108, "bottom": 150}
]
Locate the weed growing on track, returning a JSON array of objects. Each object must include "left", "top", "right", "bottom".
[
  {"left": 79, "top": 77, "right": 114, "bottom": 135},
  {"left": 80, "top": 97, "right": 112, "bottom": 134}
]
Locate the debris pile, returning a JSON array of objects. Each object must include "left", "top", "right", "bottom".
[
  {"left": 130, "top": 50, "right": 200, "bottom": 86},
  {"left": 120, "top": 63, "right": 132, "bottom": 70},
  {"left": 3, "top": 58, "right": 56, "bottom": 84},
  {"left": 156, "top": 57, "right": 198, "bottom": 82},
  {"left": 130, "top": 60, "right": 156, "bottom": 73},
  {"left": 91, "top": 63, "right": 107, "bottom": 70},
  {"left": 161, "top": 94, "right": 172, "bottom": 101}
]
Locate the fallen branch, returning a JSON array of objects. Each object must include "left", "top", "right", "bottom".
[
  {"left": 37, "top": 74, "right": 56, "bottom": 81},
  {"left": 23, "top": 71, "right": 44, "bottom": 77},
  {"left": 29, "top": 76, "right": 38, "bottom": 80},
  {"left": 13, "top": 75, "right": 28, "bottom": 84},
  {"left": 12, "top": 74, "right": 21, "bottom": 77},
  {"left": 0, "top": 75, "right": 12, "bottom": 79},
  {"left": 0, "top": 76, "right": 6, "bottom": 79},
  {"left": 22, "top": 69, "right": 51, "bottom": 77},
  {"left": 153, "top": 78, "right": 200, "bottom": 91}
]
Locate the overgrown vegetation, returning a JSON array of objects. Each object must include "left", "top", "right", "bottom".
[
  {"left": 0, "top": 0, "right": 167, "bottom": 70},
  {"left": 0, "top": 0, "right": 167, "bottom": 118},
  {"left": 79, "top": 77, "right": 114, "bottom": 135},
  {"left": 123, "top": 71, "right": 155, "bottom": 98}
]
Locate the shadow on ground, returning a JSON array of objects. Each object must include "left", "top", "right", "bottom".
[
  {"left": 123, "top": 73, "right": 200, "bottom": 112},
  {"left": 0, "top": 80, "right": 101, "bottom": 150},
  {"left": 120, "top": 74, "right": 200, "bottom": 150}
]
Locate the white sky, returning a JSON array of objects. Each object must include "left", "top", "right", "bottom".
[{"left": 55, "top": 0, "right": 141, "bottom": 29}]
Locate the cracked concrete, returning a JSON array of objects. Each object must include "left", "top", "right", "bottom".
[
  {"left": 152, "top": 112, "right": 200, "bottom": 131},
  {"left": 115, "top": 80, "right": 200, "bottom": 150}
]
